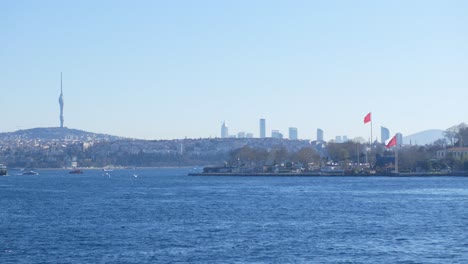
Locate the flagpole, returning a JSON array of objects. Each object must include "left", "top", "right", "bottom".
[{"left": 395, "top": 146, "right": 399, "bottom": 174}]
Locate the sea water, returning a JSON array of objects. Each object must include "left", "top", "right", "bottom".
[{"left": 1, "top": 168, "right": 467, "bottom": 263}]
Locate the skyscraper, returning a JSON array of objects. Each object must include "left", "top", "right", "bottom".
[
  {"left": 221, "top": 121, "right": 228, "bottom": 138},
  {"left": 58, "top": 72, "right": 64, "bottom": 128},
  {"left": 396, "top": 133, "right": 404, "bottom": 146},
  {"left": 317, "top": 128, "right": 324, "bottom": 142},
  {"left": 381, "top": 126, "right": 390, "bottom": 144},
  {"left": 259, "top": 118, "right": 266, "bottom": 138},
  {"left": 289, "top": 127, "right": 298, "bottom": 140}
]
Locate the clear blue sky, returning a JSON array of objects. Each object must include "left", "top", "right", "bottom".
[{"left": 2, "top": 0, "right": 467, "bottom": 140}]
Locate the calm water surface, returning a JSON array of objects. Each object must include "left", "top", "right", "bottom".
[{"left": 1, "top": 168, "right": 467, "bottom": 263}]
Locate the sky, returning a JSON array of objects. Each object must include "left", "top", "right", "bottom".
[{"left": 2, "top": 0, "right": 467, "bottom": 140}]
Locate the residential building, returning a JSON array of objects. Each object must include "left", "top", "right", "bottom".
[
  {"left": 272, "top": 130, "right": 283, "bottom": 139},
  {"left": 436, "top": 147, "right": 468, "bottom": 159}
]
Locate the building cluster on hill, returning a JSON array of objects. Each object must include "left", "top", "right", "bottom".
[{"left": 0, "top": 126, "right": 468, "bottom": 175}]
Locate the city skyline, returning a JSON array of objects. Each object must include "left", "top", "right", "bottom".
[{"left": 2, "top": 1, "right": 467, "bottom": 140}]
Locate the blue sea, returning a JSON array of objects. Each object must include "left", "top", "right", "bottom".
[{"left": 1, "top": 168, "right": 467, "bottom": 263}]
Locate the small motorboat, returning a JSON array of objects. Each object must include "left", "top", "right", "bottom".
[
  {"left": 69, "top": 169, "right": 83, "bottom": 174},
  {"left": 23, "top": 170, "right": 39, "bottom": 175}
]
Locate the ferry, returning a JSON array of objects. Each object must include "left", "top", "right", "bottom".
[{"left": 0, "top": 164, "right": 7, "bottom": 176}]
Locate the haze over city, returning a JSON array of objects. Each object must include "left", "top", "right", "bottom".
[{"left": 2, "top": 1, "right": 467, "bottom": 140}]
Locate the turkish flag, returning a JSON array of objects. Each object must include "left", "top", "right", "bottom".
[
  {"left": 386, "top": 135, "right": 397, "bottom": 148},
  {"left": 363, "top": 112, "right": 371, "bottom": 124}
]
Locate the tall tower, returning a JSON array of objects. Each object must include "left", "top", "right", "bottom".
[
  {"left": 221, "top": 121, "right": 228, "bottom": 138},
  {"left": 58, "top": 72, "right": 64, "bottom": 128},
  {"left": 381, "top": 126, "right": 390, "bottom": 144},
  {"left": 259, "top": 118, "right": 266, "bottom": 138},
  {"left": 317, "top": 128, "right": 324, "bottom": 142}
]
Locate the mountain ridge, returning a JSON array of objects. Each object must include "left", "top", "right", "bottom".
[
  {"left": 0, "top": 127, "right": 448, "bottom": 145},
  {"left": 0, "top": 127, "right": 124, "bottom": 141},
  {"left": 403, "top": 129, "right": 445, "bottom": 145}
]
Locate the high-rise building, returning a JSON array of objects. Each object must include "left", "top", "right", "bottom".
[
  {"left": 259, "top": 118, "right": 266, "bottom": 138},
  {"left": 271, "top": 130, "right": 283, "bottom": 139},
  {"left": 335, "top": 136, "right": 342, "bottom": 143},
  {"left": 381, "top": 126, "right": 390, "bottom": 144},
  {"left": 317, "top": 128, "right": 324, "bottom": 142},
  {"left": 396, "top": 133, "right": 403, "bottom": 146},
  {"left": 221, "top": 121, "right": 228, "bottom": 138},
  {"left": 58, "top": 72, "right": 64, "bottom": 128},
  {"left": 343, "top": 136, "right": 348, "bottom": 142},
  {"left": 289, "top": 127, "right": 298, "bottom": 140}
]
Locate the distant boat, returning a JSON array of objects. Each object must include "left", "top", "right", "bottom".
[
  {"left": 23, "top": 170, "right": 39, "bottom": 175},
  {"left": 69, "top": 169, "right": 83, "bottom": 174},
  {"left": 0, "top": 164, "right": 7, "bottom": 176}
]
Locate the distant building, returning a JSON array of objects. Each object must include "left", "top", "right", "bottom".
[
  {"left": 317, "top": 128, "right": 324, "bottom": 142},
  {"left": 437, "top": 147, "right": 468, "bottom": 159},
  {"left": 396, "top": 133, "right": 403, "bottom": 146},
  {"left": 381, "top": 126, "right": 390, "bottom": 144},
  {"left": 260, "top": 119, "right": 266, "bottom": 138},
  {"left": 289, "top": 127, "right": 298, "bottom": 140},
  {"left": 221, "top": 121, "right": 229, "bottom": 138},
  {"left": 237, "top": 132, "right": 245, "bottom": 138},
  {"left": 272, "top": 130, "right": 283, "bottom": 139},
  {"left": 335, "top": 136, "right": 342, "bottom": 143},
  {"left": 245, "top": 133, "right": 254, "bottom": 138},
  {"left": 343, "top": 136, "right": 348, "bottom": 142}
]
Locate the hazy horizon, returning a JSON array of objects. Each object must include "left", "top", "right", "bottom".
[{"left": 2, "top": 1, "right": 467, "bottom": 140}]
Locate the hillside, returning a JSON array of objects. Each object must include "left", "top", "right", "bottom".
[
  {"left": 0, "top": 127, "right": 123, "bottom": 141},
  {"left": 403, "top": 129, "right": 445, "bottom": 145}
]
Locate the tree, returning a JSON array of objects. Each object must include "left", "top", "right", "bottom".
[
  {"left": 445, "top": 123, "right": 468, "bottom": 146},
  {"left": 456, "top": 127, "right": 468, "bottom": 147},
  {"left": 292, "top": 147, "right": 321, "bottom": 168}
]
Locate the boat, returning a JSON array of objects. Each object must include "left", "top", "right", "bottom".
[
  {"left": 0, "top": 164, "right": 7, "bottom": 176},
  {"left": 69, "top": 169, "right": 83, "bottom": 174},
  {"left": 23, "top": 170, "right": 38, "bottom": 175}
]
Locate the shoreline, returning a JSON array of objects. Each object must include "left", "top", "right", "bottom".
[{"left": 188, "top": 172, "right": 468, "bottom": 177}]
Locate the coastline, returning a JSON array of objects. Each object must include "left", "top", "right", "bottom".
[{"left": 188, "top": 172, "right": 468, "bottom": 177}]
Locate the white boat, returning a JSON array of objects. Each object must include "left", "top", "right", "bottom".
[{"left": 23, "top": 170, "right": 39, "bottom": 175}]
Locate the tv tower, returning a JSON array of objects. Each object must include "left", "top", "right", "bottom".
[{"left": 59, "top": 72, "right": 64, "bottom": 128}]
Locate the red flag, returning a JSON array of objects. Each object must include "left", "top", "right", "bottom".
[
  {"left": 363, "top": 112, "right": 371, "bottom": 124},
  {"left": 386, "top": 135, "right": 397, "bottom": 148}
]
